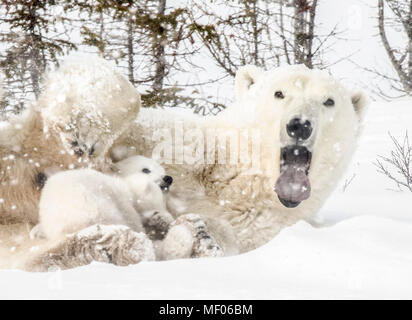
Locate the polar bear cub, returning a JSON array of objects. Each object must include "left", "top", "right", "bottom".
[{"left": 32, "top": 155, "right": 174, "bottom": 240}]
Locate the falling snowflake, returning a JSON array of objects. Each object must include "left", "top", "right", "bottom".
[{"left": 295, "top": 79, "right": 303, "bottom": 89}]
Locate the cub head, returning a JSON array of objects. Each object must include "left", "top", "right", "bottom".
[
  {"left": 113, "top": 155, "right": 173, "bottom": 194},
  {"left": 235, "top": 64, "right": 368, "bottom": 208}
]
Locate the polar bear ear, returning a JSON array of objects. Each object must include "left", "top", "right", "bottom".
[
  {"left": 351, "top": 91, "right": 368, "bottom": 119},
  {"left": 235, "top": 65, "right": 264, "bottom": 101}
]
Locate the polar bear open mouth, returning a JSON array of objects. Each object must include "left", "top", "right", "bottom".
[{"left": 274, "top": 146, "right": 312, "bottom": 208}]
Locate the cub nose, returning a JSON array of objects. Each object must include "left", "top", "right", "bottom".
[
  {"left": 286, "top": 118, "right": 312, "bottom": 141},
  {"left": 162, "top": 175, "right": 173, "bottom": 186}
]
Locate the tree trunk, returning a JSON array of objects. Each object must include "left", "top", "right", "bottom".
[
  {"left": 378, "top": 0, "right": 412, "bottom": 92},
  {"left": 306, "top": 0, "right": 317, "bottom": 69},
  {"left": 293, "top": 0, "right": 306, "bottom": 65},
  {"left": 99, "top": 11, "right": 105, "bottom": 55},
  {"left": 127, "top": 19, "right": 135, "bottom": 85},
  {"left": 248, "top": 0, "right": 259, "bottom": 65},
  {"left": 152, "top": 0, "right": 167, "bottom": 93},
  {"left": 27, "top": 1, "right": 42, "bottom": 98},
  {"left": 293, "top": 0, "right": 317, "bottom": 68},
  {"left": 279, "top": 1, "right": 291, "bottom": 65},
  {"left": 407, "top": 0, "right": 412, "bottom": 78}
]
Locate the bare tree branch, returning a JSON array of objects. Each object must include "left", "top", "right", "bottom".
[{"left": 375, "top": 131, "right": 412, "bottom": 192}]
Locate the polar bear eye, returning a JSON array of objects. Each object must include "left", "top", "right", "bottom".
[
  {"left": 274, "top": 91, "right": 285, "bottom": 99},
  {"left": 323, "top": 98, "right": 335, "bottom": 107},
  {"left": 142, "top": 168, "right": 151, "bottom": 174}
]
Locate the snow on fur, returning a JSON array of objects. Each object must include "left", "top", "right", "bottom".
[{"left": 39, "top": 55, "right": 141, "bottom": 159}]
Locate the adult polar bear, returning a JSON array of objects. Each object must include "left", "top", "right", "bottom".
[
  {"left": 0, "top": 60, "right": 367, "bottom": 269},
  {"left": 0, "top": 56, "right": 140, "bottom": 224},
  {"left": 113, "top": 64, "right": 367, "bottom": 253}
]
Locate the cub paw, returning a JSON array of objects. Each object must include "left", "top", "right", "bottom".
[{"left": 142, "top": 211, "right": 174, "bottom": 241}]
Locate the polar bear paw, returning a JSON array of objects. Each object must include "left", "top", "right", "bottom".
[
  {"left": 142, "top": 211, "right": 174, "bottom": 241},
  {"left": 40, "top": 224, "right": 155, "bottom": 271},
  {"left": 161, "top": 214, "right": 224, "bottom": 260},
  {"left": 58, "top": 112, "right": 110, "bottom": 159}
]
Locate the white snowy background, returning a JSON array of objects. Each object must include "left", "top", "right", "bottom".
[{"left": 0, "top": 1, "right": 412, "bottom": 299}]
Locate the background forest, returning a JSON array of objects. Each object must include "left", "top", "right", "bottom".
[{"left": 1, "top": 0, "right": 410, "bottom": 116}]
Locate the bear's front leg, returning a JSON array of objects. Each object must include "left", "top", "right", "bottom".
[
  {"left": 28, "top": 224, "right": 155, "bottom": 271},
  {"left": 161, "top": 214, "right": 224, "bottom": 260}
]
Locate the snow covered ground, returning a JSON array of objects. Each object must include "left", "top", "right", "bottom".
[{"left": 0, "top": 100, "right": 411, "bottom": 299}]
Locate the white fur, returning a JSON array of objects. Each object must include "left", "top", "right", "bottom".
[
  {"left": 38, "top": 55, "right": 140, "bottom": 159},
  {"left": 0, "top": 107, "right": 36, "bottom": 150},
  {"left": 112, "top": 64, "right": 368, "bottom": 253},
  {"left": 34, "top": 156, "right": 169, "bottom": 239}
]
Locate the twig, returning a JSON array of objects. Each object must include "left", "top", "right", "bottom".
[{"left": 375, "top": 131, "right": 412, "bottom": 192}]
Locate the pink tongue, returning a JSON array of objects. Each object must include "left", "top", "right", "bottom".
[{"left": 274, "top": 165, "right": 311, "bottom": 203}]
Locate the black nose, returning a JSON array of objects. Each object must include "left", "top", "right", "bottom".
[
  {"left": 286, "top": 118, "right": 312, "bottom": 140},
  {"left": 163, "top": 175, "right": 173, "bottom": 186}
]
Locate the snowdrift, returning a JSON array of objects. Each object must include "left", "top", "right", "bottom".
[{"left": 0, "top": 100, "right": 411, "bottom": 299}]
